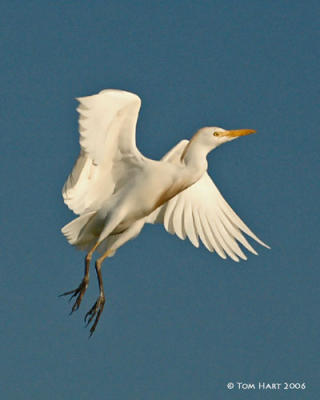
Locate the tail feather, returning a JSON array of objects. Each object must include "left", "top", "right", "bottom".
[{"left": 61, "top": 211, "right": 96, "bottom": 247}]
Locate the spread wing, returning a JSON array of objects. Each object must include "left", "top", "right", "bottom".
[
  {"left": 147, "top": 140, "right": 270, "bottom": 262},
  {"left": 62, "top": 89, "right": 146, "bottom": 215}
]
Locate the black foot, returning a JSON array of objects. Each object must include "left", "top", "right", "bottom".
[
  {"left": 84, "top": 294, "right": 105, "bottom": 336},
  {"left": 60, "top": 277, "right": 89, "bottom": 313}
]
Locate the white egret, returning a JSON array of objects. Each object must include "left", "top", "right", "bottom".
[{"left": 61, "top": 89, "right": 269, "bottom": 335}]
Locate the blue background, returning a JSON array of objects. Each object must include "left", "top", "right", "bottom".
[{"left": 1, "top": 0, "right": 319, "bottom": 398}]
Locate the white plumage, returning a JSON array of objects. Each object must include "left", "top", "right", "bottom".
[{"left": 61, "top": 89, "right": 269, "bottom": 335}]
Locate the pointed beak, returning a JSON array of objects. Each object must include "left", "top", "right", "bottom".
[{"left": 224, "top": 129, "right": 256, "bottom": 137}]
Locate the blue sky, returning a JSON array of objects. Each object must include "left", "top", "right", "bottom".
[{"left": 1, "top": 1, "right": 319, "bottom": 399}]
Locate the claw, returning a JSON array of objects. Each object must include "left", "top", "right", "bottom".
[
  {"left": 59, "top": 278, "right": 89, "bottom": 313},
  {"left": 85, "top": 294, "right": 105, "bottom": 336}
]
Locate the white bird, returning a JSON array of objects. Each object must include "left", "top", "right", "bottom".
[{"left": 60, "top": 89, "right": 269, "bottom": 335}]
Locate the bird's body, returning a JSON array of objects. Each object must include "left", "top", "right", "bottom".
[{"left": 61, "top": 89, "right": 269, "bottom": 335}]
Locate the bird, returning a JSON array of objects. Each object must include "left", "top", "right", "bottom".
[{"left": 60, "top": 89, "right": 269, "bottom": 335}]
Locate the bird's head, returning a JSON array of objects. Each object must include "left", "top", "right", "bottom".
[{"left": 194, "top": 126, "right": 256, "bottom": 150}]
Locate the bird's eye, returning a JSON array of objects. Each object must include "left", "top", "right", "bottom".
[{"left": 213, "top": 132, "right": 219, "bottom": 137}]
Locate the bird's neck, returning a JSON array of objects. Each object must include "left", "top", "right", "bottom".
[{"left": 181, "top": 140, "right": 211, "bottom": 175}]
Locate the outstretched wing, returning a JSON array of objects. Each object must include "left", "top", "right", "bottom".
[
  {"left": 147, "top": 140, "right": 270, "bottom": 262},
  {"left": 62, "top": 89, "right": 145, "bottom": 215}
]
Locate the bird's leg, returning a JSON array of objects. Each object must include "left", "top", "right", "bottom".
[
  {"left": 60, "top": 242, "right": 99, "bottom": 313},
  {"left": 60, "top": 254, "right": 91, "bottom": 313},
  {"left": 85, "top": 249, "right": 113, "bottom": 336}
]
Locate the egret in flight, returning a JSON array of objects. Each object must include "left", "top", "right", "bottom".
[{"left": 61, "top": 89, "right": 269, "bottom": 335}]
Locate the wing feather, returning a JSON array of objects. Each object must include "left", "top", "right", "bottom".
[
  {"left": 215, "top": 214, "right": 247, "bottom": 260},
  {"left": 147, "top": 140, "right": 269, "bottom": 261},
  {"left": 215, "top": 207, "right": 257, "bottom": 255},
  {"left": 194, "top": 209, "right": 214, "bottom": 252},
  {"left": 62, "top": 89, "right": 144, "bottom": 215},
  {"left": 184, "top": 202, "right": 199, "bottom": 248},
  {"left": 210, "top": 214, "right": 240, "bottom": 262},
  {"left": 216, "top": 192, "right": 268, "bottom": 248},
  {"left": 173, "top": 198, "right": 186, "bottom": 240},
  {"left": 205, "top": 214, "right": 227, "bottom": 259},
  {"left": 164, "top": 196, "right": 178, "bottom": 234}
]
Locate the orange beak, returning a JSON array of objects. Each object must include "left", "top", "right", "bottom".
[{"left": 224, "top": 129, "right": 256, "bottom": 137}]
